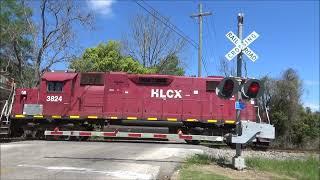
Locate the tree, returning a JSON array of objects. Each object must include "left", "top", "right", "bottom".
[
  {"left": 270, "top": 69, "right": 302, "bottom": 145},
  {"left": 24, "top": 0, "right": 93, "bottom": 85},
  {"left": 156, "top": 54, "right": 184, "bottom": 76},
  {"left": 0, "top": 0, "right": 34, "bottom": 87},
  {"left": 218, "top": 58, "right": 236, "bottom": 76},
  {"left": 69, "top": 41, "right": 155, "bottom": 74},
  {"left": 258, "top": 68, "right": 320, "bottom": 148},
  {"left": 124, "top": 13, "right": 186, "bottom": 71}
]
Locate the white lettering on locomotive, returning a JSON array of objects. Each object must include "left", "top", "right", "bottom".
[
  {"left": 46, "top": 95, "right": 62, "bottom": 102},
  {"left": 151, "top": 89, "right": 182, "bottom": 99}
]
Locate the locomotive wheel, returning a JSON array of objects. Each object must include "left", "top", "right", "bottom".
[
  {"left": 183, "top": 127, "right": 201, "bottom": 145},
  {"left": 45, "top": 135, "right": 54, "bottom": 141},
  {"left": 22, "top": 129, "right": 33, "bottom": 140},
  {"left": 63, "top": 135, "right": 72, "bottom": 141},
  {"left": 185, "top": 140, "right": 200, "bottom": 145},
  {"left": 77, "top": 136, "right": 89, "bottom": 141}
]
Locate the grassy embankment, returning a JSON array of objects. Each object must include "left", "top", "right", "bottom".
[
  {"left": 178, "top": 154, "right": 230, "bottom": 180},
  {"left": 246, "top": 157, "right": 319, "bottom": 180},
  {"left": 178, "top": 154, "right": 319, "bottom": 180}
]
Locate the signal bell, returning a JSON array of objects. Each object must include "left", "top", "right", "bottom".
[
  {"left": 216, "top": 77, "right": 239, "bottom": 99},
  {"left": 241, "top": 79, "right": 264, "bottom": 99}
]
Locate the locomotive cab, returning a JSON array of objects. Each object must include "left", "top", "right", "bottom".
[{"left": 40, "top": 72, "right": 77, "bottom": 116}]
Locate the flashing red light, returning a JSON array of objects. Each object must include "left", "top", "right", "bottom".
[
  {"left": 217, "top": 77, "right": 238, "bottom": 99},
  {"left": 248, "top": 82, "right": 260, "bottom": 94},
  {"left": 224, "top": 80, "right": 234, "bottom": 91}
]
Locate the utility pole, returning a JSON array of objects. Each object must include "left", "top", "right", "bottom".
[
  {"left": 233, "top": 12, "right": 245, "bottom": 169},
  {"left": 235, "top": 13, "right": 244, "bottom": 157},
  {"left": 191, "top": 3, "right": 212, "bottom": 77}
]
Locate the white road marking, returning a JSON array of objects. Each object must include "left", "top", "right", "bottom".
[
  {"left": 17, "top": 164, "right": 159, "bottom": 180},
  {"left": 0, "top": 144, "right": 33, "bottom": 150}
]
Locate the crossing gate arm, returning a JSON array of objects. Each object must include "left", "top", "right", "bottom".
[
  {"left": 231, "top": 120, "right": 275, "bottom": 144},
  {"left": 44, "top": 130, "right": 224, "bottom": 142}
]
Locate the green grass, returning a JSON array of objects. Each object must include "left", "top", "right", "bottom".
[
  {"left": 178, "top": 154, "right": 230, "bottom": 180},
  {"left": 246, "top": 157, "right": 320, "bottom": 180},
  {"left": 180, "top": 154, "right": 320, "bottom": 180},
  {"left": 179, "top": 168, "right": 230, "bottom": 180},
  {"left": 185, "top": 154, "right": 229, "bottom": 166}
]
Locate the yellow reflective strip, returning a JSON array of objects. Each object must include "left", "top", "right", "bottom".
[
  {"left": 88, "top": 116, "right": 98, "bottom": 119},
  {"left": 147, "top": 117, "right": 157, "bottom": 121},
  {"left": 110, "top": 116, "right": 118, "bottom": 119},
  {"left": 167, "top": 118, "right": 177, "bottom": 121},
  {"left": 225, "top": 120, "right": 236, "bottom": 124},
  {"left": 186, "top": 119, "right": 197, "bottom": 122},
  {"left": 33, "top": 115, "right": 43, "bottom": 118},
  {"left": 207, "top": 119, "right": 217, "bottom": 123},
  {"left": 15, "top": 115, "right": 25, "bottom": 118},
  {"left": 52, "top": 115, "right": 61, "bottom": 119},
  {"left": 70, "top": 115, "right": 80, "bottom": 119},
  {"left": 127, "top": 117, "right": 137, "bottom": 120}
]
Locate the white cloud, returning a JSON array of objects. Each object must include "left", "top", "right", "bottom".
[
  {"left": 87, "top": 0, "right": 115, "bottom": 16},
  {"left": 304, "top": 102, "right": 320, "bottom": 112}
]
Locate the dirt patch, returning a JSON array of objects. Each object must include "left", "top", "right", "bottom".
[{"left": 174, "top": 164, "right": 295, "bottom": 180}]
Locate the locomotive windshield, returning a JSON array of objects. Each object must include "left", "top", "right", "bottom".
[
  {"left": 206, "top": 81, "right": 219, "bottom": 91},
  {"left": 47, "top": 81, "right": 63, "bottom": 92},
  {"left": 80, "top": 73, "right": 104, "bottom": 86}
]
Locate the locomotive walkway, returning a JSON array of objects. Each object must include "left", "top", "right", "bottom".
[{"left": 0, "top": 140, "right": 204, "bottom": 180}]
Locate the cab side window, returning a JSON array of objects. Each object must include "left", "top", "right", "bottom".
[{"left": 47, "top": 81, "right": 63, "bottom": 92}]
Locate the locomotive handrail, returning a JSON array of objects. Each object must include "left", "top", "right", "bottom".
[
  {"left": 1, "top": 82, "right": 15, "bottom": 124},
  {"left": 265, "top": 105, "right": 271, "bottom": 124},
  {"left": 254, "top": 105, "right": 262, "bottom": 123},
  {"left": 0, "top": 100, "right": 8, "bottom": 121}
]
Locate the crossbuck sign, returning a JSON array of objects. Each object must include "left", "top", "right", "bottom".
[{"left": 225, "top": 31, "right": 259, "bottom": 62}]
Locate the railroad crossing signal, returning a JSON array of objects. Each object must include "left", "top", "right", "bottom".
[
  {"left": 241, "top": 79, "right": 264, "bottom": 99},
  {"left": 216, "top": 77, "right": 264, "bottom": 100},
  {"left": 216, "top": 77, "right": 239, "bottom": 99},
  {"left": 225, "top": 31, "right": 259, "bottom": 62}
]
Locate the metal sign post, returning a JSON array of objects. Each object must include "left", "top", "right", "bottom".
[
  {"left": 224, "top": 13, "right": 260, "bottom": 170},
  {"left": 234, "top": 13, "right": 244, "bottom": 170}
]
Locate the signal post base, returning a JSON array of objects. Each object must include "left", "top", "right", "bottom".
[{"left": 232, "top": 156, "right": 246, "bottom": 170}]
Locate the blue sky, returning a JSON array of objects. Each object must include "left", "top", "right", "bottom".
[{"left": 47, "top": 0, "right": 319, "bottom": 111}]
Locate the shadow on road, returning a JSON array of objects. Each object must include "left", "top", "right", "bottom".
[{"left": 44, "top": 156, "right": 184, "bottom": 164}]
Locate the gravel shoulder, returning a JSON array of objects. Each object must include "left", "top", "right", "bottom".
[{"left": 203, "top": 147, "right": 319, "bottom": 161}]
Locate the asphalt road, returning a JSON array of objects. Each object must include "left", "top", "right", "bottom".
[{"left": 1, "top": 140, "right": 204, "bottom": 180}]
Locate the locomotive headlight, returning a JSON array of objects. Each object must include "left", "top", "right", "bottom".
[{"left": 21, "top": 90, "right": 27, "bottom": 95}]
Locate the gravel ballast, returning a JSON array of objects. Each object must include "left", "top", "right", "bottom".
[{"left": 203, "top": 147, "right": 319, "bottom": 161}]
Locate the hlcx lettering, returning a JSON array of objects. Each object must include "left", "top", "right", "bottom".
[{"left": 151, "top": 89, "right": 182, "bottom": 99}]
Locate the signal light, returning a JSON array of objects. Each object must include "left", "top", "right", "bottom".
[
  {"left": 241, "top": 79, "right": 264, "bottom": 99},
  {"left": 216, "top": 77, "right": 239, "bottom": 99}
]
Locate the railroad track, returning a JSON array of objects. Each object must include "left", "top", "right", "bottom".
[
  {"left": 0, "top": 137, "right": 26, "bottom": 143},
  {"left": 1, "top": 137, "right": 318, "bottom": 154},
  {"left": 266, "top": 147, "right": 319, "bottom": 154}
]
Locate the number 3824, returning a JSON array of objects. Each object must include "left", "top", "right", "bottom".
[{"left": 46, "top": 96, "right": 62, "bottom": 102}]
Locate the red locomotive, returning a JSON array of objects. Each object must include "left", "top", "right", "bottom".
[{"left": 7, "top": 71, "right": 262, "bottom": 143}]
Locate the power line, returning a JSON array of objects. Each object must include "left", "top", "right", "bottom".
[
  {"left": 204, "top": 16, "right": 219, "bottom": 74},
  {"left": 141, "top": 0, "right": 199, "bottom": 47},
  {"left": 136, "top": 1, "right": 198, "bottom": 49},
  {"left": 136, "top": 1, "right": 208, "bottom": 76},
  {"left": 201, "top": 56, "right": 209, "bottom": 76}
]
